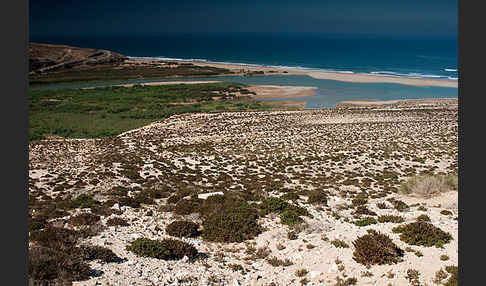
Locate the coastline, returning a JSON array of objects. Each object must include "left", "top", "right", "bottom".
[{"left": 129, "top": 58, "right": 458, "bottom": 88}]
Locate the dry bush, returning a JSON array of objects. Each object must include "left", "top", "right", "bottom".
[{"left": 399, "top": 174, "right": 458, "bottom": 198}]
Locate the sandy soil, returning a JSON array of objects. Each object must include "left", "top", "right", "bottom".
[{"left": 29, "top": 98, "right": 458, "bottom": 286}]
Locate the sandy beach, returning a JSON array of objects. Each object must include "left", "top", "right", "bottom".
[{"left": 130, "top": 58, "right": 458, "bottom": 88}]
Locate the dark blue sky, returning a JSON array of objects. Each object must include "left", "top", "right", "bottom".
[{"left": 30, "top": 0, "right": 457, "bottom": 38}]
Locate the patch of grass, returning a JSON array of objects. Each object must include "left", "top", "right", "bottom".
[
  {"left": 29, "top": 83, "right": 270, "bottom": 141},
  {"left": 353, "top": 217, "right": 377, "bottom": 227},
  {"left": 352, "top": 230, "right": 404, "bottom": 266},
  {"left": 392, "top": 222, "right": 453, "bottom": 248},
  {"left": 280, "top": 209, "right": 304, "bottom": 226},
  {"left": 166, "top": 220, "right": 200, "bottom": 238},
  {"left": 126, "top": 238, "right": 198, "bottom": 260},
  {"left": 377, "top": 215, "right": 405, "bottom": 223},
  {"left": 70, "top": 194, "right": 100, "bottom": 209}
]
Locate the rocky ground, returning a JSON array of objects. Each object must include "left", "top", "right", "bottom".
[{"left": 28, "top": 98, "right": 458, "bottom": 286}]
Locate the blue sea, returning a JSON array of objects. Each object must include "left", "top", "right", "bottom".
[{"left": 30, "top": 33, "right": 458, "bottom": 108}]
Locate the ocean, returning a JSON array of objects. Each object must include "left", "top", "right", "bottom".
[
  {"left": 30, "top": 33, "right": 458, "bottom": 108},
  {"left": 31, "top": 33, "right": 458, "bottom": 80}
]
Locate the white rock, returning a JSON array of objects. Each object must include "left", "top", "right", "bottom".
[
  {"left": 198, "top": 192, "right": 225, "bottom": 199},
  {"left": 310, "top": 270, "right": 321, "bottom": 279},
  {"left": 328, "top": 263, "right": 338, "bottom": 273}
]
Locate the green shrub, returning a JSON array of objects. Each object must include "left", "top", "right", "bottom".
[
  {"left": 287, "top": 231, "right": 298, "bottom": 240},
  {"left": 392, "top": 222, "right": 453, "bottom": 247},
  {"left": 387, "top": 198, "right": 409, "bottom": 212},
  {"left": 126, "top": 238, "right": 198, "bottom": 260},
  {"left": 416, "top": 214, "right": 431, "bottom": 222},
  {"left": 444, "top": 265, "right": 458, "bottom": 286},
  {"left": 259, "top": 197, "right": 289, "bottom": 215},
  {"left": 29, "top": 246, "right": 92, "bottom": 284},
  {"left": 30, "top": 227, "right": 81, "bottom": 250},
  {"left": 376, "top": 202, "right": 389, "bottom": 209},
  {"left": 174, "top": 198, "right": 202, "bottom": 215},
  {"left": 29, "top": 216, "right": 48, "bottom": 231},
  {"left": 78, "top": 245, "right": 122, "bottom": 263},
  {"left": 331, "top": 239, "right": 349, "bottom": 248},
  {"left": 353, "top": 217, "right": 377, "bottom": 227},
  {"left": 280, "top": 209, "right": 304, "bottom": 226},
  {"left": 440, "top": 210, "right": 453, "bottom": 216},
  {"left": 307, "top": 191, "right": 328, "bottom": 205},
  {"left": 70, "top": 194, "right": 100, "bottom": 209},
  {"left": 353, "top": 205, "right": 377, "bottom": 216},
  {"left": 352, "top": 197, "right": 368, "bottom": 207},
  {"left": 377, "top": 215, "right": 404, "bottom": 223},
  {"left": 67, "top": 213, "right": 100, "bottom": 226},
  {"left": 166, "top": 221, "right": 200, "bottom": 238},
  {"left": 106, "top": 217, "right": 130, "bottom": 226},
  {"left": 352, "top": 230, "right": 404, "bottom": 265},
  {"left": 202, "top": 203, "right": 261, "bottom": 243},
  {"left": 280, "top": 192, "right": 299, "bottom": 201}
]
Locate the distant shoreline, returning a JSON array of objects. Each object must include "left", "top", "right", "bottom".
[{"left": 128, "top": 57, "right": 458, "bottom": 88}]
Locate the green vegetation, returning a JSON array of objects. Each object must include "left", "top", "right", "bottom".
[
  {"left": 67, "top": 213, "right": 100, "bottom": 226},
  {"left": 392, "top": 222, "right": 453, "bottom": 248},
  {"left": 330, "top": 239, "right": 349, "bottom": 248},
  {"left": 166, "top": 221, "right": 201, "bottom": 238},
  {"left": 266, "top": 256, "right": 293, "bottom": 267},
  {"left": 353, "top": 217, "right": 377, "bottom": 227},
  {"left": 377, "top": 215, "right": 405, "bottom": 223},
  {"left": 29, "top": 83, "right": 272, "bottom": 141},
  {"left": 202, "top": 201, "right": 262, "bottom": 243},
  {"left": 70, "top": 194, "right": 100, "bottom": 209},
  {"left": 106, "top": 217, "right": 130, "bottom": 227},
  {"left": 258, "top": 197, "right": 310, "bottom": 226},
  {"left": 29, "top": 62, "right": 233, "bottom": 86},
  {"left": 78, "top": 245, "right": 122, "bottom": 263},
  {"left": 416, "top": 214, "right": 431, "bottom": 222},
  {"left": 352, "top": 230, "right": 404, "bottom": 266},
  {"left": 443, "top": 265, "right": 458, "bottom": 286},
  {"left": 306, "top": 191, "right": 328, "bottom": 205},
  {"left": 29, "top": 246, "right": 92, "bottom": 284},
  {"left": 126, "top": 238, "right": 198, "bottom": 260}
]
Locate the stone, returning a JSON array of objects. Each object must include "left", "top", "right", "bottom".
[{"left": 197, "top": 192, "right": 225, "bottom": 199}]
